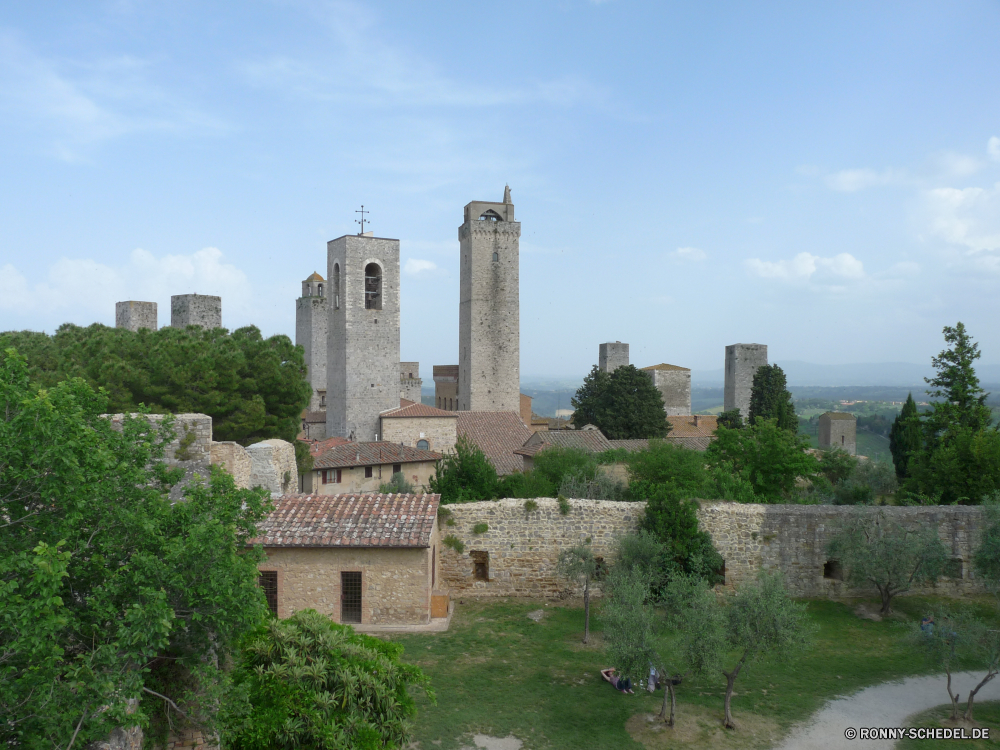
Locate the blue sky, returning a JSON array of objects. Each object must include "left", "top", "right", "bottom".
[{"left": 2, "top": 0, "right": 999, "bottom": 379}]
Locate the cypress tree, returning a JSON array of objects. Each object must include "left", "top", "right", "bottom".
[
  {"left": 889, "top": 393, "right": 921, "bottom": 479},
  {"left": 748, "top": 364, "right": 797, "bottom": 431}
]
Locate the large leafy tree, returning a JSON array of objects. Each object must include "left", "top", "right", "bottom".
[
  {"left": 747, "top": 364, "right": 797, "bottom": 431},
  {"left": 571, "top": 364, "right": 670, "bottom": 439},
  {"left": 707, "top": 419, "right": 819, "bottom": 501},
  {"left": 428, "top": 435, "right": 500, "bottom": 503},
  {"left": 0, "top": 349, "right": 271, "bottom": 748},
  {"left": 889, "top": 393, "right": 922, "bottom": 479}
]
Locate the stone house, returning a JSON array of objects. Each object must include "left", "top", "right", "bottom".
[
  {"left": 456, "top": 410, "right": 532, "bottom": 475},
  {"left": 379, "top": 400, "right": 458, "bottom": 453},
  {"left": 254, "top": 493, "right": 446, "bottom": 627},
  {"left": 819, "top": 411, "right": 858, "bottom": 455},
  {"left": 301, "top": 441, "right": 442, "bottom": 494}
]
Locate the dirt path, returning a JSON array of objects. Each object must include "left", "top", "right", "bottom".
[{"left": 772, "top": 671, "right": 1000, "bottom": 750}]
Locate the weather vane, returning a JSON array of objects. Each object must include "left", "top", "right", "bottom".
[{"left": 355, "top": 205, "right": 369, "bottom": 235}]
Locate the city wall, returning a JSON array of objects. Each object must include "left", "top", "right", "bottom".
[{"left": 439, "top": 499, "right": 988, "bottom": 599}]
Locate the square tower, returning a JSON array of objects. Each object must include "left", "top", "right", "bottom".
[
  {"left": 115, "top": 300, "right": 158, "bottom": 331},
  {"left": 433, "top": 365, "right": 459, "bottom": 411},
  {"left": 296, "top": 272, "right": 328, "bottom": 412},
  {"left": 724, "top": 343, "right": 768, "bottom": 420},
  {"left": 326, "top": 234, "right": 401, "bottom": 441},
  {"left": 171, "top": 294, "right": 221, "bottom": 329},
  {"left": 819, "top": 412, "right": 857, "bottom": 456},
  {"left": 641, "top": 363, "right": 692, "bottom": 416},
  {"left": 599, "top": 342, "right": 629, "bottom": 373},
  {"left": 458, "top": 187, "right": 521, "bottom": 412},
  {"left": 400, "top": 362, "right": 422, "bottom": 403}
]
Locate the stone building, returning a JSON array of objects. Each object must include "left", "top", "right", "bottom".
[
  {"left": 458, "top": 186, "right": 520, "bottom": 413},
  {"left": 724, "top": 343, "right": 768, "bottom": 420},
  {"left": 379, "top": 401, "right": 458, "bottom": 454},
  {"left": 400, "top": 361, "right": 423, "bottom": 403},
  {"left": 433, "top": 364, "right": 459, "bottom": 410},
  {"left": 819, "top": 411, "right": 857, "bottom": 455},
  {"left": 301, "top": 410, "right": 327, "bottom": 440},
  {"left": 296, "top": 272, "right": 328, "bottom": 412},
  {"left": 641, "top": 363, "right": 692, "bottom": 416},
  {"left": 115, "top": 301, "right": 157, "bottom": 331},
  {"left": 456, "top": 410, "right": 532, "bottom": 475},
  {"left": 302, "top": 441, "right": 442, "bottom": 494},
  {"left": 599, "top": 341, "right": 629, "bottom": 373},
  {"left": 170, "top": 294, "right": 221, "bottom": 329},
  {"left": 254, "top": 493, "right": 446, "bottom": 628},
  {"left": 326, "top": 234, "right": 401, "bottom": 442}
]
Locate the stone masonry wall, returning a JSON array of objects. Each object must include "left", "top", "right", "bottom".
[
  {"left": 210, "top": 441, "right": 252, "bottom": 489},
  {"left": 246, "top": 439, "right": 297, "bottom": 497},
  {"left": 296, "top": 294, "right": 328, "bottom": 412},
  {"left": 724, "top": 343, "right": 768, "bottom": 420},
  {"left": 380, "top": 415, "right": 457, "bottom": 453},
  {"left": 440, "top": 499, "right": 988, "bottom": 600},
  {"left": 599, "top": 342, "right": 629, "bottom": 373},
  {"left": 651, "top": 368, "right": 692, "bottom": 417},
  {"left": 170, "top": 294, "right": 222, "bottom": 329},
  {"left": 115, "top": 300, "right": 158, "bottom": 331}
]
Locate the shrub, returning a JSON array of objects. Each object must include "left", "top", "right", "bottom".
[
  {"left": 558, "top": 468, "right": 627, "bottom": 501},
  {"left": 523, "top": 499, "right": 538, "bottom": 512},
  {"left": 626, "top": 439, "right": 713, "bottom": 497},
  {"left": 429, "top": 435, "right": 499, "bottom": 503},
  {"left": 533, "top": 446, "right": 598, "bottom": 492},
  {"left": 498, "top": 469, "right": 555, "bottom": 499},
  {"left": 379, "top": 471, "right": 415, "bottom": 495},
  {"left": 636, "top": 481, "right": 722, "bottom": 582},
  {"left": 442, "top": 535, "right": 465, "bottom": 554},
  {"left": 558, "top": 495, "right": 571, "bottom": 515},
  {"left": 472, "top": 522, "right": 488, "bottom": 535}
]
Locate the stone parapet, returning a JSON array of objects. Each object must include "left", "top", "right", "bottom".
[
  {"left": 246, "top": 439, "right": 297, "bottom": 497},
  {"left": 210, "top": 441, "right": 252, "bottom": 489}
]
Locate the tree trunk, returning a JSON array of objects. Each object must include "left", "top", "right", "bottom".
[
  {"left": 667, "top": 682, "right": 676, "bottom": 727},
  {"left": 878, "top": 586, "right": 893, "bottom": 616},
  {"left": 722, "top": 652, "right": 747, "bottom": 730},
  {"left": 583, "top": 577, "right": 590, "bottom": 644},
  {"left": 946, "top": 669, "right": 961, "bottom": 721},
  {"left": 964, "top": 669, "right": 998, "bottom": 723}
]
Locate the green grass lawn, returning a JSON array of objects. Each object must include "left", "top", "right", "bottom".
[
  {"left": 391, "top": 596, "right": 997, "bottom": 750},
  {"left": 898, "top": 701, "right": 1000, "bottom": 749}
]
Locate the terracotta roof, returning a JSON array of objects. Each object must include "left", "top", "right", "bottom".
[
  {"left": 821, "top": 412, "right": 857, "bottom": 421},
  {"left": 666, "top": 415, "right": 718, "bottom": 438},
  {"left": 313, "top": 441, "right": 442, "bottom": 469},
  {"left": 306, "top": 271, "right": 325, "bottom": 282},
  {"left": 251, "top": 493, "right": 439, "bottom": 548},
  {"left": 523, "top": 429, "right": 613, "bottom": 453},
  {"left": 456, "top": 411, "right": 532, "bottom": 475},
  {"left": 399, "top": 398, "right": 416, "bottom": 407},
  {"left": 381, "top": 402, "right": 457, "bottom": 419},
  {"left": 307, "top": 436, "right": 352, "bottom": 457},
  {"left": 641, "top": 363, "right": 691, "bottom": 372},
  {"left": 302, "top": 410, "right": 327, "bottom": 424}
]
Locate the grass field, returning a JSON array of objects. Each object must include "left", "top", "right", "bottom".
[
  {"left": 898, "top": 701, "right": 1000, "bottom": 749},
  {"left": 392, "top": 596, "right": 997, "bottom": 750}
]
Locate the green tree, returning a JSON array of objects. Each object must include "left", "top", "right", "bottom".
[
  {"left": 716, "top": 409, "right": 744, "bottom": 430},
  {"left": 557, "top": 545, "right": 598, "bottom": 643},
  {"left": 613, "top": 530, "right": 672, "bottom": 594},
  {"left": 626, "top": 439, "right": 712, "bottom": 495},
  {"left": 428, "top": 435, "right": 500, "bottom": 503},
  {"left": 748, "top": 364, "right": 797, "bottom": 431},
  {"left": 826, "top": 511, "right": 948, "bottom": 615},
  {"left": 571, "top": 364, "right": 670, "bottom": 439},
  {"left": 637, "top": 485, "right": 723, "bottom": 582},
  {"left": 719, "top": 572, "right": 812, "bottom": 729},
  {"left": 707, "top": 419, "right": 820, "bottom": 501},
  {"left": 225, "top": 609, "right": 433, "bottom": 749},
  {"left": 889, "top": 393, "right": 922, "bottom": 479},
  {"left": 0, "top": 348, "right": 271, "bottom": 748},
  {"left": 910, "top": 609, "right": 970, "bottom": 721}
]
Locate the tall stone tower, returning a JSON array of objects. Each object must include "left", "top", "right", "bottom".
[
  {"left": 296, "top": 272, "right": 328, "bottom": 412},
  {"left": 326, "top": 234, "right": 401, "bottom": 441},
  {"left": 724, "top": 343, "right": 768, "bottom": 420},
  {"left": 458, "top": 186, "right": 520, "bottom": 412},
  {"left": 171, "top": 294, "right": 221, "bottom": 329},
  {"left": 599, "top": 342, "right": 629, "bottom": 373},
  {"left": 115, "top": 301, "right": 157, "bottom": 331}
]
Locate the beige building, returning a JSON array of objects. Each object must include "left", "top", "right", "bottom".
[
  {"left": 254, "top": 493, "right": 446, "bottom": 627},
  {"left": 301, "top": 441, "right": 442, "bottom": 494},
  {"left": 379, "top": 401, "right": 458, "bottom": 453}
]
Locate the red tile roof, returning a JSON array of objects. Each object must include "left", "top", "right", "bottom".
[
  {"left": 641, "top": 363, "right": 691, "bottom": 371},
  {"left": 456, "top": 411, "right": 531, "bottom": 475},
  {"left": 313, "top": 441, "right": 442, "bottom": 469},
  {"left": 251, "top": 493, "right": 440, "bottom": 548},
  {"left": 381, "top": 402, "right": 457, "bottom": 419},
  {"left": 523, "top": 429, "right": 613, "bottom": 453},
  {"left": 306, "top": 435, "right": 352, "bottom": 457},
  {"left": 302, "top": 410, "right": 327, "bottom": 424}
]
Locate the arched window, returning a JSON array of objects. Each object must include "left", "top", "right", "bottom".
[
  {"left": 417, "top": 439, "right": 429, "bottom": 450},
  {"left": 479, "top": 210, "right": 501, "bottom": 221},
  {"left": 317, "top": 283, "right": 323, "bottom": 297},
  {"left": 492, "top": 252, "right": 499, "bottom": 262},
  {"left": 364, "top": 263, "right": 382, "bottom": 310},
  {"left": 333, "top": 264, "right": 341, "bottom": 310}
]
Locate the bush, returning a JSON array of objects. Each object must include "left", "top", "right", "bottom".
[
  {"left": 533, "top": 446, "right": 598, "bottom": 492},
  {"left": 558, "top": 495, "right": 571, "bottom": 515},
  {"left": 558, "top": 468, "right": 627, "bottom": 501},
  {"left": 379, "top": 472, "right": 415, "bottom": 495},
  {"left": 472, "top": 522, "right": 488, "bottom": 535},
  {"left": 442, "top": 535, "right": 465, "bottom": 554},
  {"left": 429, "top": 435, "right": 499, "bottom": 503},
  {"left": 832, "top": 459, "right": 899, "bottom": 505},
  {"left": 523, "top": 499, "right": 539, "bottom": 512},
  {"left": 637, "top": 482, "right": 722, "bottom": 582},
  {"left": 626, "top": 439, "right": 712, "bottom": 495},
  {"left": 498, "top": 469, "right": 555, "bottom": 499}
]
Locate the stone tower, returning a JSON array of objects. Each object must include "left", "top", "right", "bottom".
[
  {"left": 819, "top": 412, "right": 857, "bottom": 456},
  {"left": 724, "top": 343, "right": 768, "bottom": 420},
  {"left": 326, "top": 234, "right": 401, "bottom": 441},
  {"left": 641, "top": 363, "right": 692, "bottom": 416},
  {"left": 171, "top": 294, "right": 221, "bottom": 329},
  {"left": 115, "top": 301, "right": 157, "bottom": 331},
  {"left": 458, "top": 186, "right": 520, "bottom": 412},
  {"left": 296, "top": 272, "right": 328, "bottom": 412},
  {"left": 599, "top": 342, "right": 629, "bottom": 373}
]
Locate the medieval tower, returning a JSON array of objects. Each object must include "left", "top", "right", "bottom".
[
  {"left": 296, "top": 272, "right": 328, "bottom": 412},
  {"left": 458, "top": 186, "right": 521, "bottom": 412},
  {"left": 326, "top": 234, "right": 401, "bottom": 441},
  {"left": 724, "top": 343, "right": 768, "bottom": 420}
]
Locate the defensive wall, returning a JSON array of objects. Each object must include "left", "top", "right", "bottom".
[{"left": 439, "top": 498, "right": 988, "bottom": 599}]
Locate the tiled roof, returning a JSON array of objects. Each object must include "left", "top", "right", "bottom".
[
  {"left": 456, "top": 411, "right": 532, "bottom": 475},
  {"left": 821, "top": 411, "right": 857, "bottom": 421},
  {"left": 313, "top": 441, "right": 442, "bottom": 469},
  {"left": 305, "top": 271, "right": 325, "bottom": 282},
  {"left": 307, "top": 436, "right": 352, "bottom": 457},
  {"left": 302, "top": 410, "right": 327, "bottom": 424},
  {"left": 666, "top": 415, "right": 718, "bottom": 438},
  {"left": 641, "top": 363, "right": 691, "bottom": 371},
  {"left": 523, "top": 429, "right": 613, "bottom": 453},
  {"left": 251, "top": 493, "right": 439, "bottom": 548},
  {"left": 381, "top": 402, "right": 457, "bottom": 419}
]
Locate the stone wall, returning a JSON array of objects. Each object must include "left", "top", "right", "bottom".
[
  {"left": 599, "top": 341, "right": 629, "bottom": 373},
  {"left": 296, "top": 294, "right": 328, "bottom": 412},
  {"left": 724, "top": 343, "right": 768, "bottom": 420},
  {"left": 439, "top": 499, "right": 988, "bottom": 600},
  {"left": 380, "top": 414, "right": 457, "bottom": 453},
  {"left": 433, "top": 365, "right": 459, "bottom": 411},
  {"left": 246, "top": 439, "right": 297, "bottom": 496},
  {"left": 647, "top": 367, "right": 692, "bottom": 416},
  {"left": 210, "top": 441, "right": 252, "bottom": 489},
  {"left": 170, "top": 294, "right": 221, "bottom": 329},
  {"left": 819, "top": 412, "right": 858, "bottom": 456},
  {"left": 115, "top": 300, "right": 158, "bottom": 331}
]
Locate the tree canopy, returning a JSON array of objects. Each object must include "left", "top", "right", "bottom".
[
  {"left": 428, "top": 435, "right": 500, "bottom": 503},
  {"left": 747, "top": 364, "right": 797, "bottom": 431},
  {"left": 571, "top": 364, "right": 670, "bottom": 439},
  {"left": 889, "top": 393, "right": 922, "bottom": 480}
]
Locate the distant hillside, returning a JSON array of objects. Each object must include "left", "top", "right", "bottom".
[{"left": 692, "top": 360, "right": 1000, "bottom": 387}]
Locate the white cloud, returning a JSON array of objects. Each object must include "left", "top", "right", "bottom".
[
  {"left": 744, "top": 252, "right": 865, "bottom": 282},
  {"left": 989, "top": 137, "right": 1000, "bottom": 162},
  {"left": 0, "top": 263, "right": 31, "bottom": 310},
  {"left": 923, "top": 183, "right": 1000, "bottom": 255},
  {"left": 670, "top": 246, "right": 706, "bottom": 262},
  {"left": 933, "top": 151, "right": 982, "bottom": 178},
  {"left": 825, "top": 168, "right": 899, "bottom": 192},
  {"left": 403, "top": 258, "right": 438, "bottom": 275}
]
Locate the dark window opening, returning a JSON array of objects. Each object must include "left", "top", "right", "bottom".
[
  {"left": 471, "top": 550, "right": 489, "bottom": 581},
  {"left": 432, "top": 547, "right": 436, "bottom": 588},
  {"left": 321, "top": 468, "right": 342, "bottom": 484},
  {"left": 364, "top": 263, "right": 382, "bottom": 310},
  {"left": 365, "top": 466, "right": 373, "bottom": 479},
  {"left": 944, "top": 558, "right": 964, "bottom": 579},
  {"left": 841, "top": 435, "right": 845, "bottom": 445},
  {"left": 479, "top": 210, "right": 501, "bottom": 221},
  {"left": 333, "top": 263, "right": 340, "bottom": 310},
  {"left": 259, "top": 571, "right": 278, "bottom": 617},
  {"left": 341, "top": 571, "right": 362, "bottom": 623},
  {"left": 823, "top": 560, "right": 844, "bottom": 581},
  {"left": 417, "top": 439, "right": 429, "bottom": 450},
  {"left": 317, "top": 283, "right": 323, "bottom": 297},
  {"left": 393, "top": 463, "right": 402, "bottom": 474},
  {"left": 492, "top": 251, "right": 499, "bottom": 262}
]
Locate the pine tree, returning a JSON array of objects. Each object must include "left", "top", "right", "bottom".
[
  {"left": 748, "top": 364, "right": 797, "bottom": 431},
  {"left": 571, "top": 365, "right": 670, "bottom": 439},
  {"left": 889, "top": 393, "right": 921, "bottom": 479},
  {"left": 923, "top": 322, "right": 992, "bottom": 440}
]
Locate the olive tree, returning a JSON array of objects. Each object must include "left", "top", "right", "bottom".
[{"left": 557, "top": 544, "right": 598, "bottom": 643}]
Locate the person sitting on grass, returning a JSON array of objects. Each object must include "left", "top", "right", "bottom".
[{"left": 601, "top": 668, "right": 634, "bottom": 694}]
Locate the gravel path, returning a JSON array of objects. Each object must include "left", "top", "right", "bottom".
[{"left": 772, "top": 671, "right": 1000, "bottom": 750}]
